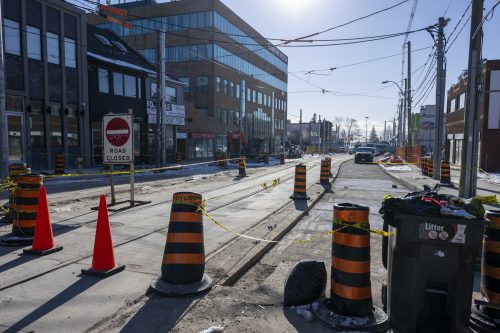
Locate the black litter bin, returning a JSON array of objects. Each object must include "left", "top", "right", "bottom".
[{"left": 383, "top": 213, "right": 486, "bottom": 333}]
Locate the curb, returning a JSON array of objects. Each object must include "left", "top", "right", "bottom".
[
  {"left": 218, "top": 157, "right": 353, "bottom": 286},
  {"left": 377, "top": 163, "right": 421, "bottom": 192}
]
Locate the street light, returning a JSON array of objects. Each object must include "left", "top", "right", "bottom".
[
  {"left": 365, "top": 117, "right": 369, "bottom": 143},
  {"left": 382, "top": 80, "right": 411, "bottom": 146}
]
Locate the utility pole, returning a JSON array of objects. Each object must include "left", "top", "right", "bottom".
[
  {"left": 318, "top": 114, "right": 321, "bottom": 153},
  {"left": 407, "top": 41, "right": 412, "bottom": 146},
  {"left": 156, "top": 31, "right": 165, "bottom": 167},
  {"left": 299, "top": 109, "right": 302, "bottom": 149},
  {"left": 403, "top": 78, "right": 407, "bottom": 145},
  {"left": 0, "top": 5, "right": 8, "bottom": 178},
  {"left": 323, "top": 119, "right": 327, "bottom": 153},
  {"left": 459, "top": 1, "right": 483, "bottom": 197},
  {"left": 433, "top": 17, "right": 448, "bottom": 181},
  {"left": 393, "top": 118, "right": 396, "bottom": 143},
  {"left": 398, "top": 98, "right": 403, "bottom": 146},
  {"left": 384, "top": 120, "right": 387, "bottom": 142}
]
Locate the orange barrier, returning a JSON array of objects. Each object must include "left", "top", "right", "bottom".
[
  {"left": 290, "top": 164, "right": 309, "bottom": 200},
  {"left": 23, "top": 186, "right": 63, "bottom": 255},
  {"left": 319, "top": 159, "right": 330, "bottom": 185},
  {"left": 237, "top": 156, "right": 247, "bottom": 177},
  {"left": 149, "top": 192, "right": 212, "bottom": 296},
  {"left": 55, "top": 153, "right": 65, "bottom": 174},
  {"left": 175, "top": 151, "right": 182, "bottom": 164},
  {"left": 81, "top": 195, "right": 125, "bottom": 277}
]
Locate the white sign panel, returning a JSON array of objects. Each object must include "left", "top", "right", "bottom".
[
  {"left": 147, "top": 102, "right": 185, "bottom": 126},
  {"left": 103, "top": 114, "right": 134, "bottom": 164}
]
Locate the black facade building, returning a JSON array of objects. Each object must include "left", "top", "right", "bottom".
[
  {"left": 2, "top": 0, "right": 89, "bottom": 170},
  {"left": 86, "top": 24, "right": 156, "bottom": 164}
]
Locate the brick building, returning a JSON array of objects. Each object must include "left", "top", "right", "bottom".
[
  {"left": 87, "top": 0, "right": 288, "bottom": 159},
  {"left": 445, "top": 60, "right": 500, "bottom": 171}
]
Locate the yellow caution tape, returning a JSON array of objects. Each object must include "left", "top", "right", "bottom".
[
  {"left": 292, "top": 225, "right": 348, "bottom": 244},
  {"left": 260, "top": 178, "right": 281, "bottom": 190},
  {"left": 333, "top": 219, "right": 394, "bottom": 237},
  {"left": 43, "top": 158, "right": 245, "bottom": 179}
]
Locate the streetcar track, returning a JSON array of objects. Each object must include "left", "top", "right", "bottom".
[{"left": 0, "top": 159, "right": 325, "bottom": 292}]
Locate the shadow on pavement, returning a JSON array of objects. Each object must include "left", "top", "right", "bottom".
[
  {"left": 0, "top": 253, "right": 38, "bottom": 274},
  {"left": 283, "top": 307, "right": 330, "bottom": 332},
  {"left": 5, "top": 275, "right": 100, "bottom": 332},
  {"left": 293, "top": 200, "right": 309, "bottom": 212},
  {"left": 117, "top": 292, "right": 203, "bottom": 332}
]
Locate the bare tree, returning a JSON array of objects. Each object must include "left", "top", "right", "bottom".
[
  {"left": 345, "top": 118, "right": 358, "bottom": 146},
  {"left": 332, "top": 117, "right": 344, "bottom": 144}
]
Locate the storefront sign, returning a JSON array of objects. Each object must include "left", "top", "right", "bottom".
[
  {"left": 147, "top": 100, "right": 185, "bottom": 125},
  {"left": 177, "top": 132, "right": 187, "bottom": 139},
  {"left": 191, "top": 133, "right": 216, "bottom": 140},
  {"left": 103, "top": 114, "right": 133, "bottom": 164}
]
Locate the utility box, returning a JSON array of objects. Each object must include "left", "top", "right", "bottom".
[{"left": 384, "top": 213, "right": 486, "bottom": 333}]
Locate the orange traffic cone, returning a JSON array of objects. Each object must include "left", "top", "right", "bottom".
[
  {"left": 23, "top": 186, "right": 63, "bottom": 256},
  {"left": 81, "top": 195, "right": 125, "bottom": 277}
]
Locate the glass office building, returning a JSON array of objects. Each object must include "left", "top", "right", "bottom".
[{"left": 88, "top": 0, "right": 288, "bottom": 158}]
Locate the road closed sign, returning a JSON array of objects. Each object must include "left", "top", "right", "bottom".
[{"left": 103, "top": 114, "right": 133, "bottom": 164}]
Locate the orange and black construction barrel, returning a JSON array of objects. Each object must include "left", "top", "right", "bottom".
[
  {"left": 312, "top": 203, "right": 388, "bottom": 330},
  {"left": 1, "top": 174, "right": 43, "bottom": 246},
  {"left": 319, "top": 159, "right": 330, "bottom": 185},
  {"left": 220, "top": 152, "right": 228, "bottom": 168},
  {"left": 149, "top": 192, "right": 212, "bottom": 296},
  {"left": 330, "top": 203, "right": 372, "bottom": 316},
  {"left": 325, "top": 156, "right": 333, "bottom": 177},
  {"left": 55, "top": 153, "right": 65, "bottom": 174},
  {"left": 1, "top": 163, "right": 30, "bottom": 223},
  {"left": 440, "top": 160, "right": 451, "bottom": 185},
  {"left": 175, "top": 151, "right": 182, "bottom": 164},
  {"left": 471, "top": 210, "right": 500, "bottom": 331},
  {"left": 421, "top": 158, "right": 427, "bottom": 176},
  {"left": 237, "top": 156, "right": 247, "bottom": 177},
  {"left": 290, "top": 163, "right": 309, "bottom": 200},
  {"left": 280, "top": 153, "right": 285, "bottom": 165},
  {"left": 427, "top": 158, "right": 434, "bottom": 178}
]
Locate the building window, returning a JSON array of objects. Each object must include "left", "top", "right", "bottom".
[
  {"left": 236, "top": 84, "right": 240, "bottom": 99},
  {"left": 98, "top": 68, "right": 109, "bottom": 93},
  {"left": 48, "top": 102, "right": 62, "bottom": 147},
  {"left": 216, "top": 76, "right": 221, "bottom": 93},
  {"left": 268, "top": 95, "right": 271, "bottom": 106},
  {"left": 247, "top": 88, "right": 251, "bottom": 101},
  {"left": 124, "top": 74, "right": 137, "bottom": 97},
  {"left": 47, "top": 32, "right": 60, "bottom": 64},
  {"left": 263, "top": 94, "right": 267, "bottom": 106},
  {"left": 137, "top": 77, "right": 142, "bottom": 98},
  {"left": 27, "top": 26, "right": 41, "bottom": 60},
  {"left": 449, "top": 98, "right": 456, "bottom": 112},
  {"left": 230, "top": 82, "right": 234, "bottom": 97},
  {"left": 223, "top": 109, "right": 228, "bottom": 124},
  {"left": 253, "top": 90, "right": 256, "bottom": 103},
  {"left": 165, "top": 86, "right": 177, "bottom": 103},
  {"left": 258, "top": 92, "right": 262, "bottom": 105},
  {"left": 216, "top": 107, "right": 221, "bottom": 124},
  {"left": 113, "top": 72, "right": 124, "bottom": 96},
  {"left": 223, "top": 79, "right": 228, "bottom": 95},
  {"left": 196, "top": 76, "right": 208, "bottom": 92},
  {"left": 29, "top": 100, "right": 44, "bottom": 148},
  {"left": 458, "top": 93, "right": 465, "bottom": 109},
  {"left": 179, "top": 77, "right": 190, "bottom": 92},
  {"left": 64, "top": 37, "right": 76, "bottom": 68},
  {"left": 66, "top": 104, "right": 79, "bottom": 146},
  {"left": 4, "top": 19, "right": 21, "bottom": 56},
  {"left": 235, "top": 111, "right": 240, "bottom": 125},
  {"left": 229, "top": 110, "right": 234, "bottom": 125}
]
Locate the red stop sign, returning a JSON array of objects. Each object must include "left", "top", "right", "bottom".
[{"left": 106, "top": 117, "right": 130, "bottom": 147}]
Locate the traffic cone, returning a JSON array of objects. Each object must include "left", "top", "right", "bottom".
[
  {"left": 23, "top": 186, "right": 63, "bottom": 256},
  {"left": 81, "top": 195, "right": 125, "bottom": 277}
]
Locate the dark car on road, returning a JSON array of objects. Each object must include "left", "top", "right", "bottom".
[{"left": 355, "top": 147, "right": 374, "bottom": 163}]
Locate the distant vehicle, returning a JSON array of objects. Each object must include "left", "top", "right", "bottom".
[
  {"left": 288, "top": 145, "right": 303, "bottom": 158},
  {"left": 355, "top": 147, "right": 374, "bottom": 163},
  {"left": 348, "top": 148, "right": 355, "bottom": 155},
  {"left": 338, "top": 147, "right": 347, "bottom": 153}
]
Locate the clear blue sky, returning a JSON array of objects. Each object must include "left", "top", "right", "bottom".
[{"left": 221, "top": 0, "right": 500, "bottom": 134}]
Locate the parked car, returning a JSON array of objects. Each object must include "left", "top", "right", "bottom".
[
  {"left": 338, "top": 147, "right": 347, "bottom": 153},
  {"left": 348, "top": 148, "right": 356, "bottom": 155},
  {"left": 355, "top": 147, "right": 374, "bottom": 163}
]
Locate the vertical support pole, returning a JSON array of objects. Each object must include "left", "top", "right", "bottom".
[
  {"left": 459, "top": 1, "right": 483, "bottom": 198},
  {"left": 0, "top": 6, "right": 9, "bottom": 178},
  {"left": 434, "top": 17, "right": 448, "bottom": 181},
  {"left": 403, "top": 79, "right": 407, "bottom": 145},
  {"left": 130, "top": 163, "right": 135, "bottom": 205},
  {"left": 407, "top": 41, "right": 412, "bottom": 146},
  {"left": 299, "top": 109, "right": 302, "bottom": 149},
  {"left": 109, "top": 164, "right": 116, "bottom": 206}
]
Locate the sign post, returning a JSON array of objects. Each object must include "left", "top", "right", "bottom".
[{"left": 103, "top": 114, "right": 133, "bottom": 207}]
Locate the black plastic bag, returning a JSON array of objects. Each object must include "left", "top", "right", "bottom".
[{"left": 283, "top": 260, "right": 327, "bottom": 306}]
